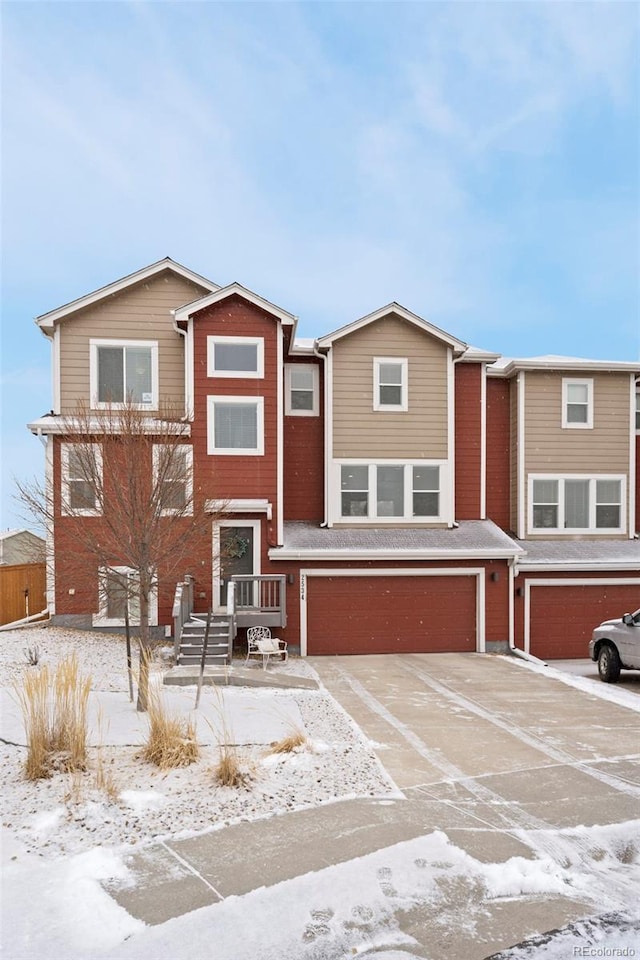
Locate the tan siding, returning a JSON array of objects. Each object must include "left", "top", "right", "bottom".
[
  {"left": 59, "top": 271, "right": 210, "bottom": 412},
  {"left": 332, "top": 314, "right": 449, "bottom": 459},
  {"left": 524, "top": 370, "right": 632, "bottom": 537}
]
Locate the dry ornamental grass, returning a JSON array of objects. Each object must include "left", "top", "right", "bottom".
[
  {"left": 16, "top": 655, "right": 91, "bottom": 780},
  {"left": 141, "top": 692, "right": 200, "bottom": 769},
  {"left": 269, "top": 731, "right": 307, "bottom": 754}
]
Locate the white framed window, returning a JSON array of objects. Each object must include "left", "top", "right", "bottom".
[
  {"left": 562, "top": 378, "right": 593, "bottom": 429},
  {"left": 207, "top": 337, "right": 264, "bottom": 378},
  {"left": 153, "top": 444, "right": 193, "bottom": 515},
  {"left": 61, "top": 443, "right": 102, "bottom": 516},
  {"left": 339, "top": 462, "right": 443, "bottom": 521},
  {"left": 207, "top": 396, "right": 264, "bottom": 455},
  {"left": 285, "top": 364, "right": 319, "bottom": 416},
  {"left": 635, "top": 389, "right": 639, "bottom": 432},
  {"left": 90, "top": 339, "right": 158, "bottom": 409},
  {"left": 94, "top": 566, "right": 158, "bottom": 627},
  {"left": 529, "top": 475, "right": 625, "bottom": 534},
  {"left": 373, "top": 358, "right": 408, "bottom": 412}
]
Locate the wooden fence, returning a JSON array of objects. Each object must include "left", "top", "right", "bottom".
[{"left": 0, "top": 563, "right": 47, "bottom": 626}]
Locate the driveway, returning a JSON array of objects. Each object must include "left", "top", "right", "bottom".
[{"left": 108, "top": 653, "right": 640, "bottom": 960}]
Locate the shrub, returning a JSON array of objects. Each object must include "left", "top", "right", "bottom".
[{"left": 269, "top": 731, "right": 307, "bottom": 754}]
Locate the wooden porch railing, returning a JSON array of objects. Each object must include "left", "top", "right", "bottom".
[{"left": 230, "top": 574, "right": 287, "bottom": 628}]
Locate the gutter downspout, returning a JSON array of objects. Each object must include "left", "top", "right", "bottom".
[
  {"left": 313, "top": 342, "right": 329, "bottom": 528},
  {"left": 172, "top": 314, "right": 191, "bottom": 421},
  {"left": 507, "top": 553, "right": 547, "bottom": 664}
]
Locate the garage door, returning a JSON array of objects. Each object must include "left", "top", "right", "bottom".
[
  {"left": 306, "top": 575, "right": 477, "bottom": 655},
  {"left": 529, "top": 583, "right": 640, "bottom": 660}
]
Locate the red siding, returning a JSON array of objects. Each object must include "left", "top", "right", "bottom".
[
  {"left": 454, "top": 363, "right": 482, "bottom": 520},
  {"left": 307, "top": 574, "right": 476, "bottom": 655},
  {"left": 283, "top": 358, "right": 324, "bottom": 522},
  {"left": 486, "top": 378, "right": 511, "bottom": 531},
  {"left": 528, "top": 581, "right": 640, "bottom": 660},
  {"left": 191, "top": 295, "right": 280, "bottom": 540}
]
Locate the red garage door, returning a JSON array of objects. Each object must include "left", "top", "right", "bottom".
[
  {"left": 529, "top": 583, "right": 640, "bottom": 660},
  {"left": 306, "top": 575, "right": 477, "bottom": 655}
]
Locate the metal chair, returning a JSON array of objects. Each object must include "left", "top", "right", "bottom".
[{"left": 246, "top": 626, "right": 288, "bottom": 670}]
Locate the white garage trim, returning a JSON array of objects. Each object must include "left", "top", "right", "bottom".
[
  {"left": 299, "top": 567, "right": 485, "bottom": 657},
  {"left": 523, "top": 577, "right": 640, "bottom": 655}
]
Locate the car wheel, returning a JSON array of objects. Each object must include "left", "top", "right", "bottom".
[{"left": 598, "top": 644, "right": 621, "bottom": 683}]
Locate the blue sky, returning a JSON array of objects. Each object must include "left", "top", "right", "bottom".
[{"left": 1, "top": 0, "right": 639, "bottom": 530}]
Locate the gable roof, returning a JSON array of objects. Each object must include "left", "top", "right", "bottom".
[
  {"left": 316, "top": 302, "right": 467, "bottom": 354},
  {"left": 35, "top": 258, "right": 219, "bottom": 333},
  {"left": 172, "top": 282, "right": 297, "bottom": 326}
]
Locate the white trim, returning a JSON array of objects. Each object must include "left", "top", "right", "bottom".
[
  {"left": 28, "top": 416, "right": 190, "bottom": 437},
  {"left": 277, "top": 325, "right": 284, "bottom": 545},
  {"left": 373, "top": 357, "right": 408, "bottom": 412},
  {"left": 271, "top": 546, "right": 519, "bottom": 561},
  {"left": 89, "top": 338, "right": 159, "bottom": 410},
  {"left": 36, "top": 258, "right": 219, "bottom": 331},
  {"left": 491, "top": 358, "right": 640, "bottom": 376},
  {"left": 517, "top": 371, "right": 525, "bottom": 539},
  {"left": 527, "top": 473, "right": 626, "bottom": 535},
  {"left": 174, "top": 282, "right": 296, "bottom": 326},
  {"left": 93, "top": 566, "right": 158, "bottom": 627},
  {"left": 523, "top": 576, "right": 640, "bottom": 655},
  {"left": 480, "top": 363, "right": 487, "bottom": 520},
  {"left": 186, "top": 318, "right": 194, "bottom": 419},
  {"left": 508, "top": 562, "right": 515, "bottom": 649},
  {"left": 207, "top": 336, "right": 264, "bottom": 379},
  {"left": 519, "top": 561, "right": 640, "bottom": 572},
  {"left": 326, "top": 349, "right": 335, "bottom": 527},
  {"left": 212, "top": 518, "right": 261, "bottom": 611},
  {"left": 206, "top": 498, "right": 272, "bottom": 519},
  {"left": 45, "top": 439, "right": 55, "bottom": 615},
  {"left": 284, "top": 363, "right": 319, "bottom": 416},
  {"left": 153, "top": 444, "right": 193, "bottom": 516},
  {"left": 630, "top": 375, "right": 636, "bottom": 536},
  {"left": 448, "top": 349, "right": 455, "bottom": 527},
  {"left": 299, "top": 566, "right": 484, "bottom": 657},
  {"left": 206, "top": 396, "right": 265, "bottom": 456},
  {"left": 52, "top": 326, "right": 61, "bottom": 415},
  {"left": 60, "top": 442, "right": 103, "bottom": 517},
  {"left": 317, "top": 303, "right": 467, "bottom": 353},
  {"left": 561, "top": 377, "right": 593, "bottom": 429}
]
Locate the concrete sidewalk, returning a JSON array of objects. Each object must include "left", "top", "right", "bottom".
[{"left": 107, "top": 654, "right": 640, "bottom": 959}]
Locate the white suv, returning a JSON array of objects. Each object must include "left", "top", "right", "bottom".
[{"left": 589, "top": 608, "right": 640, "bottom": 682}]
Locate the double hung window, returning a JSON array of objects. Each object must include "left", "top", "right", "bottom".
[
  {"left": 562, "top": 379, "right": 593, "bottom": 428},
  {"left": 61, "top": 443, "right": 102, "bottom": 516},
  {"left": 154, "top": 445, "right": 193, "bottom": 515},
  {"left": 90, "top": 340, "right": 158, "bottom": 408},
  {"left": 285, "top": 364, "right": 319, "bottom": 415},
  {"left": 373, "top": 358, "right": 408, "bottom": 411}
]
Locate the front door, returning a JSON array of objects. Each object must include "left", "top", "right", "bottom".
[{"left": 218, "top": 526, "right": 255, "bottom": 607}]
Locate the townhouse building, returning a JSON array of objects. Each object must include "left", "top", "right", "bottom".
[{"left": 29, "top": 258, "right": 640, "bottom": 660}]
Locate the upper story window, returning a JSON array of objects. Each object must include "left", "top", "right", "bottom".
[
  {"left": 207, "top": 396, "right": 264, "bottom": 456},
  {"left": 562, "top": 378, "right": 593, "bottom": 429},
  {"left": 90, "top": 339, "right": 158, "bottom": 409},
  {"left": 61, "top": 443, "right": 102, "bottom": 516},
  {"left": 285, "top": 364, "right": 319, "bottom": 416},
  {"left": 339, "top": 463, "right": 441, "bottom": 521},
  {"left": 636, "top": 389, "right": 639, "bottom": 431},
  {"left": 373, "top": 358, "right": 408, "bottom": 412},
  {"left": 530, "top": 475, "right": 624, "bottom": 534},
  {"left": 207, "top": 337, "right": 264, "bottom": 378},
  {"left": 154, "top": 444, "right": 193, "bottom": 515}
]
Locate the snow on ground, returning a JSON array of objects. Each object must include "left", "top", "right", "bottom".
[
  {"left": 3, "top": 821, "right": 639, "bottom": 960},
  {"left": 1, "top": 626, "right": 396, "bottom": 859},
  {"left": 504, "top": 653, "right": 640, "bottom": 711}
]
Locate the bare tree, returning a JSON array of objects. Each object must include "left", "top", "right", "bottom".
[{"left": 18, "top": 401, "right": 223, "bottom": 711}]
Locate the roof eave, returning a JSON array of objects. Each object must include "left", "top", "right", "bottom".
[
  {"left": 317, "top": 302, "right": 467, "bottom": 353},
  {"left": 35, "top": 258, "right": 220, "bottom": 332},
  {"left": 173, "top": 282, "right": 297, "bottom": 327},
  {"left": 268, "top": 547, "right": 523, "bottom": 561}
]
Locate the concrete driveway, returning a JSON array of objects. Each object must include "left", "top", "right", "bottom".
[{"left": 109, "top": 653, "right": 640, "bottom": 959}]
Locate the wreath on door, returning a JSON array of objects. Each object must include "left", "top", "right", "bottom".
[{"left": 224, "top": 533, "right": 250, "bottom": 559}]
